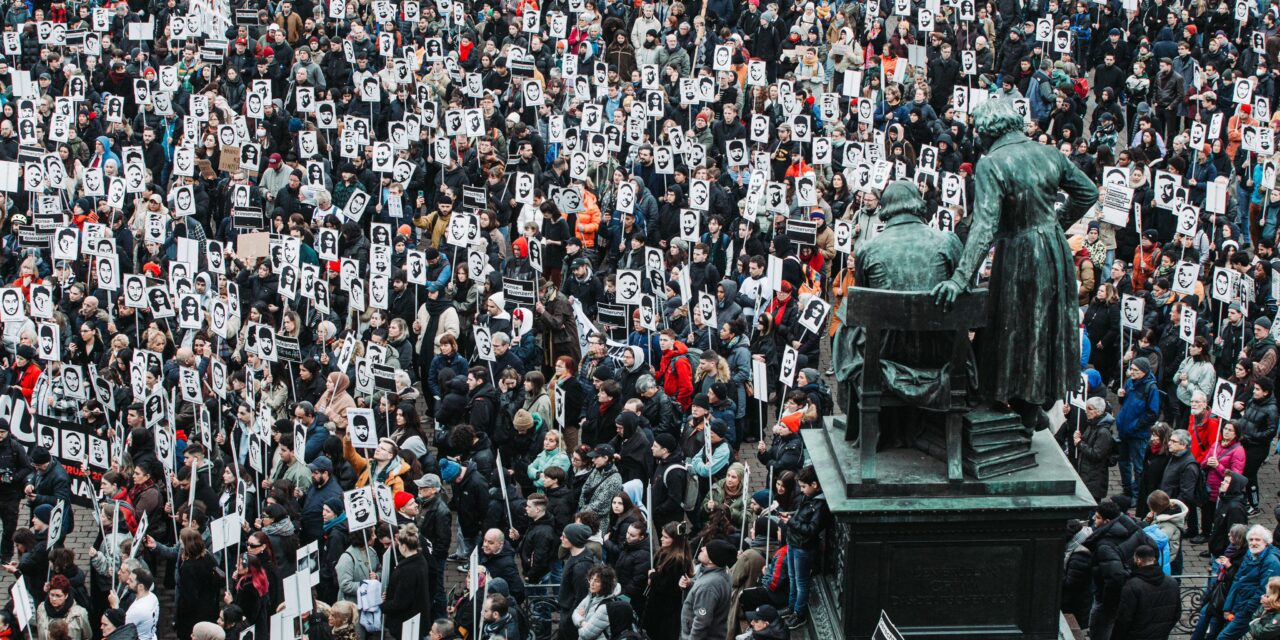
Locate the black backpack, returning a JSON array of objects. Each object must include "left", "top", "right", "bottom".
[{"left": 604, "top": 598, "right": 650, "bottom": 640}]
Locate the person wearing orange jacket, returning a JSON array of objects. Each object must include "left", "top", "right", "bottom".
[
  {"left": 8, "top": 345, "right": 40, "bottom": 404},
  {"left": 574, "top": 186, "right": 601, "bottom": 251},
  {"left": 1131, "top": 229, "right": 1161, "bottom": 291}
]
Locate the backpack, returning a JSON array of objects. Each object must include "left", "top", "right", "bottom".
[
  {"left": 1072, "top": 77, "right": 1090, "bottom": 99},
  {"left": 663, "top": 463, "right": 700, "bottom": 512},
  {"left": 604, "top": 598, "right": 649, "bottom": 640},
  {"left": 1141, "top": 524, "right": 1173, "bottom": 575},
  {"left": 1193, "top": 462, "right": 1211, "bottom": 507},
  {"left": 811, "top": 383, "right": 834, "bottom": 417}
]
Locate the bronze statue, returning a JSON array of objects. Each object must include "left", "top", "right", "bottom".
[{"left": 931, "top": 97, "right": 1099, "bottom": 431}]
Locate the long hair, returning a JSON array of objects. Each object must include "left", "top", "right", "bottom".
[
  {"left": 179, "top": 527, "right": 207, "bottom": 561},
  {"left": 655, "top": 521, "right": 693, "bottom": 576}
]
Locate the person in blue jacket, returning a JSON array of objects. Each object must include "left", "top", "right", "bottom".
[
  {"left": 1116, "top": 356, "right": 1161, "bottom": 503},
  {"left": 1194, "top": 524, "right": 1280, "bottom": 640}
]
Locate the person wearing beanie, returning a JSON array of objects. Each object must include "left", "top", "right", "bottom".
[
  {"left": 26, "top": 441, "right": 72, "bottom": 536},
  {"left": 1115, "top": 355, "right": 1161, "bottom": 503},
  {"left": 443, "top": 457, "right": 489, "bottom": 563},
  {"left": 101, "top": 608, "right": 136, "bottom": 640},
  {"left": 559, "top": 522, "right": 600, "bottom": 631},
  {"left": 758, "top": 403, "right": 806, "bottom": 474},
  {"left": 1244, "top": 316, "right": 1279, "bottom": 383},
  {"left": 680, "top": 537, "right": 734, "bottom": 639},
  {"left": 10, "top": 343, "right": 41, "bottom": 403}
]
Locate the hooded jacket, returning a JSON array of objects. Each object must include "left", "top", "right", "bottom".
[
  {"left": 715, "top": 279, "right": 744, "bottom": 326},
  {"left": 1210, "top": 471, "right": 1251, "bottom": 557}
]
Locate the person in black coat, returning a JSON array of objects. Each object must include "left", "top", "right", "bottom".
[
  {"left": 650, "top": 435, "right": 689, "bottom": 528},
  {"left": 381, "top": 527, "right": 432, "bottom": 635},
  {"left": 612, "top": 522, "right": 652, "bottom": 615},
  {"left": 0, "top": 420, "right": 32, "bottom": 559},
  {"left": 1209, "top": 471, "right": 1251, "bottom": 558},
  {"left": 610, "top": 413, "right": 654, "bottom": 485},
  {"left": 513, "top": 494, "right": 558, "bottom": 585},
  {"left": 1083, "top": 498, "right": 1156, "bottom": 638},
  {"left": 541, "top": 468, "right": 576, "bottom": 531},
  {"left": 25, "top": 446, "right": 72, "bottom": 535},
  {"left": 1112, "top": 545, "right": 1181, "bottom": 640},
  {"left": 443, "top": 459, "right": 489, "bottom": 559},
  {"left": 479, "top": 529, "right": 526, "bottom": 603}
]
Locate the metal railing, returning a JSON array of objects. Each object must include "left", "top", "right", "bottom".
[{"left": 1171, "top": 575, "right": 1210, "bottom": 637}]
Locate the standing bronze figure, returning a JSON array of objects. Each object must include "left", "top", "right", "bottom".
[{"left": 931, "top": 97, "right": 1099, "bottom": 430}]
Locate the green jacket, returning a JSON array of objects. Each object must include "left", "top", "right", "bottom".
[{"left": 1249, "top": 604, "right": 1280, "bottom": 639}]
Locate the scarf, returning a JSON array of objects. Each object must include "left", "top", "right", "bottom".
[
  {"left": 262, "top": 517, "right": 296, "bottom": 539},
  {"left": 323, "top": 512, "right": 348, "bottom": 533},
  {"left": 418, "top": 294, "right": 454, "bottom": 357},
  {"left": 44, "top": 594, "right": 73, "bottom": 619}
]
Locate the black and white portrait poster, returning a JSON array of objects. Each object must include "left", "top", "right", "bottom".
[
  {"left": 1120, "top": 294, "right": 1145, "bottom": 330},
  {"left": 617, "top": 270, "right": 643, "bottom": 305},
  {"left": 1212, "top": 378, "right": 1236, "bottom": 420},
  {"left": 1212, "top": 267, "right": 1239, "bottom": 303},
  {"left": 474, "top": 324, "right": 495, "bottom": 362},
  {"left": 780, "top": 345, "right": 799, "bottom": 387},
  {"left": 797, "top": 297, "right": 830, "bottom": 334},
  {"left": 1172, "top": 262, "right": 1200, "bottom": 296},
  {"left": 347, "top": 408, "right": 377, "bottom": 448},
  {"left": 36, "top": 323, "right": 58, "bottom": 361},
  {"left": 343, "top": 486, "right": 377, "bottom": 532},
  {"left": 62, "top": 365, "right": 87, "bottom": 401},
  {"left": 0, "top": 288, "right": 23, "bottom": 323},
  {"left": 28, "top": 284, "right": 51, "bottom": 320}
]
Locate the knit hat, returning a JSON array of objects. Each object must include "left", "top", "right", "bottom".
[
  {"left": 563, "top": 523, "right": 592, "bottom": 547},
  {"left": 104, "top": 610, "right": 127, "bottom": 628},
  {"left": 959, "top": 162, "right": 974, "bottom": 174},
  {"left": 323, "top": 497, "right": 343, "bottom": 514},
  {"left": 692, "top": 393, "right": 711, "bottom": 410},
  {"left": 29, "top": 446, "right": 50, "bottom": 465},
  {"left": 1257, "top": 316, "right": 1273, "bottom": 330},
  {"left": 393, "top": 491, "right": 414, "bottom": 511},
  {"left": 1131, "top": 357, "right": 1152, "bottom": 375},
  {"left": 513, "top": 409, "right": 535, "bottom": 430},
  {"left": 654, "top": 433, "right": 678, "bottom": 453},
  {"left": 32, "top": 503, "right": 52, "bottom": 524},
  {"left": 705, "top": 539, "right": 737, "bottom": 567},
  {"left": 440, "top": 458, "right": 462, "bottom": 483}
]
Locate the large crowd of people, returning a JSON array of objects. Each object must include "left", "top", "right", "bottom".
[{"left": 1, "top": 0, "right": 1280, "bottom": 637}]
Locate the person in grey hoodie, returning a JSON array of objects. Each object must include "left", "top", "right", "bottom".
[
  {"left": 715, "top": 279, "right": 743, "bottom": 326},
  {"left": 681, "top": 539, "right": 736, "bottom": 640}
]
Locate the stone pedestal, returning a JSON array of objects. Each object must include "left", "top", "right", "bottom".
[{"left": 802, "top": 419, "right": 1094, "bottom": 639}]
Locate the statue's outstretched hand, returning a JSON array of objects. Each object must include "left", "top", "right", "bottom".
[{"left": 931, "top": 280, "right": 963, "bottom": 311}]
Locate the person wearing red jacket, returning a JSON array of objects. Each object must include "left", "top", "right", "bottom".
[
  {"left": 655, "top": 330, "right": 694, "bottom": 412},
  {"left": 8, "top": 345, "right": 40, "bottom": 404},
  {"left": 1188, "top": 392, "right": 1220, "bottom": 465}
]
